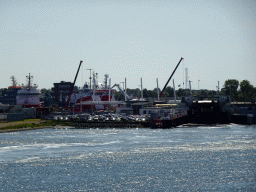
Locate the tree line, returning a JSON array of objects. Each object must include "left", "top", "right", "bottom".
[
  {"left": 32, "top": 79, "right": 256, "bottom": 102},
  {"left": 114, "top": 79, "right": 256, "bottom": 102},
  {"left": 220, "top": 79, "right": 256, "bottom": 102}
]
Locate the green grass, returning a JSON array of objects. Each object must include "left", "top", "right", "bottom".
[
  {"left": 11, "top": 119, "right": 41, "bottom": 123},
  {"left": 0, "top": 119, "right": 41, "bottom": 124},
  {"left": 0, "top": 120, "right": 57, "bottom": 130},
  {"left": 0, "top": 119, "right": 150, "bottom": 131},
  {"left": 24, "top": 119, "right": 41, "bottom": 122}
]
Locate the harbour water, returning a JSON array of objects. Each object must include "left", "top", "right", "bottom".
[{"left": 0, "top": 124, "right": 255, "bottom": 191}]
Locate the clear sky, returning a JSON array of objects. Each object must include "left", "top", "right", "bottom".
[{"left": 1, "top": 0, "right": 255, "bottom": 91}]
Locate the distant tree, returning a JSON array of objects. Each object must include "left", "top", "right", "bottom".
[
  {"left": 219, "top": 88, "right": 226, "bottom": 95},
  {"left": 74, "top": 86, "right": 79, "bottom": 91},
  {"left": 41, "top": 88, "right": 48, "bottom": 94},
  {"left": 10, "top": 76, "right": 18, "bottom": 87},
  {"left": 254, "top": 88, "right": 256, "bottom": 101},
  {"left": 142, "top": 89, "right": 148, "bottom": 98},
  {"left": 147, "top": 90, "right": 156, "bottom": 98},
  {"left": 175, "top": 88, "right": 189, "bottom": 97},
  {"left": 162, "top": 92, "right": 169, "bottom": 97},
  {"left": 200, "top": 90, "right": 208, "bottom": 96},
  {"left": 41, "top": 88, "right": 53, "bottom": 94},
  {"left": 152, "top": 88, "right": 160, "bottom": 98},
  {"left": 125, "top": 88, "right": 131, "bottom": 97},
  {"left": 176, "top": 88, "right": 183, "bottom": 97},
  {"left": 135, "top": 88, "right": 141, "bottom": 98},
  {"left": 164, "top": 86, "right": 174, "bottom": 97},
  {"left": 126, "top": 88, "right": 140, "bottom": 98},
  {"left": 223, "top": 79, "right": 239, "bottom": 101},
  {"left": 153, "top": 88, "right": 160, "bottom": 94},
  {"left": 161, "top": 92, "right": 169, "bottom": 98},
  {"left": 114, "top": 91, "right": 122, "bottom": 101},
  {"left": 208, "top": 90, "right": 214, "bottom": 96},
  {"left": 239, "top": 80, "right": 254, "bottom": 101},
  {"left": 126, "top": 88, "right": 131, "bottom": 94}
]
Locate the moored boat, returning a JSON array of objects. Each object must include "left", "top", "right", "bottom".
[{"left": 16, "top": 73, "right": 41, "bottom": 108}]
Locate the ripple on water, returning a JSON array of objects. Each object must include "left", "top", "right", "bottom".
[{"left": 0, "top": 125, "right": 255, "bottom": 191}]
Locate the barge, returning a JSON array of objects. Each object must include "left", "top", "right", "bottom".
[{"left": 149, "top": 107, "right": 189, "bottom": 129}]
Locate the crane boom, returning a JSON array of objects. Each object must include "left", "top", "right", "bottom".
[
  {"left": 112, "top": 83, "right": 132, "bottom": 100},
  {"left": 65, "top": 60, "right": 83, "bottom": 109},
  {"left": 159, "top": 57, "right": 183, "bottom": 98}
]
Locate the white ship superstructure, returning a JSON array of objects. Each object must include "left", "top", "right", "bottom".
[
  {"left": 69, "top": 83, "right": 90, "bottom": 104},
  {"left": 16, "top": 73, "right": 41, "bottom": 108}
]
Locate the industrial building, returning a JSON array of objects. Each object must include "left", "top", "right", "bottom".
[
  {"left": 0, "top": 86, "right": 21, "bottom": 105},
  {"left": 52, "top": 81, "right": 74, "bottom": 107}
]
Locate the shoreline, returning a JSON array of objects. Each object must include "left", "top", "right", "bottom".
[
  {"left": 1, "top": 120, "right": 251, "bottom": 133},
  {"left": 0, "top": 119, "right": 150, "bottom": 133},
  {"left": 0, "top": 126, "right": 54, "bottom": 133},
  {"left": 0, "top": 119, "right": 57, "bottom": 133}
]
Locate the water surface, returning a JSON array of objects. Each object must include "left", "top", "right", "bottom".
[{"left": 0, "top": 124, "right": 255, "bottom": 191}]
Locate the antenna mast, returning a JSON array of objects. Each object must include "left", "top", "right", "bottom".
[
  {"left": 26, "top": 73, "right": 33, "bottom": 90},
  {"left": 86, "top": 69, "right": 93, "bottom": 90},
  {"left": 185, "top": 68, "right": 188, "bottom": 89}
]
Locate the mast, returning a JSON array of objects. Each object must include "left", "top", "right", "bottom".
[
  {"left": 125, "top": 78, "right": 127, "bottom": 101},
  {"left": 104, "top": 74, "right": 109, "bottom": 89},
  {"left": 109, "top": 78, "right": 111, "bottom": 102},
  {"left": 185, "top": 68, "right": 188, "bottom": 89},
  {"left": 141, "top": 78, "right": 143, "bottom": 101},
  {"left": 141, "top": 78, "right": 144, "bottom": 108},
  {"left": 173, "top": 79, "right": 176, "bottom": 103},
  {"left": 93, "top": 72, "right": 96, "bottom": 101},
  {"left": 189, "top": 80, "right": 192, "bottom": 95},
  {"left": 26, "top": 73, "right": 33, "bottom": 91},
  {"left": 156, "top": 78, "right": 159, "bottom": 101},
  {"left": 86, "top": 69, "right": 93, "bottom": 90}
]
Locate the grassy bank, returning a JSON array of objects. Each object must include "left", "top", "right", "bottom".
[
  {"left": 0, "top": 119, "right": 150, "bottom": 132},
  {"left": 0, "top": 119, "right": 41, "bottom": 124},
  {"left": 0, "top": 120, "right": 57, "bottom": 131},
  {"left": 0, "top": 120, "right": 84, "bottom": 131}
]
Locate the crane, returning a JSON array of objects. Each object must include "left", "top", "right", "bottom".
[
  {"left": 112, "top": 83, "right": 132, "bottom": 100},
  {"left": 159, "top": 57, "right": 183, "bottom": 98},
  {"left": 65, "top": 60, "right": 83, "bottom": 109}
]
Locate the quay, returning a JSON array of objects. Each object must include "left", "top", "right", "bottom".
[
  {"left": 1, "top": 96, "right": 256, "bottom": 131},
  {"left": 57, "top": 120, "right": 150, "bottom": 129},
  {"left": 149, "top": 95, "right": 256, "bottom": 128}
]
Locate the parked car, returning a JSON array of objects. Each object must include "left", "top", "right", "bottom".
[{"left": 53, "top": 115, "right": 63, "bottom": 120}]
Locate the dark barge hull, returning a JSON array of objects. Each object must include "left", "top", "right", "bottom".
[
  {"left": 231, "top": 114, "right": 256, "bottom": 125},
  {"left": 150, "top": 116, "right": 188, "bottom": 129},
  {"left": 189, "top": 112, "right": 231, "bottom": 124}
]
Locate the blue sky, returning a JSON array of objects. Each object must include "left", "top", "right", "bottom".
[{"left": 1, "top": 0, "right": 255, "bottom": 91}]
